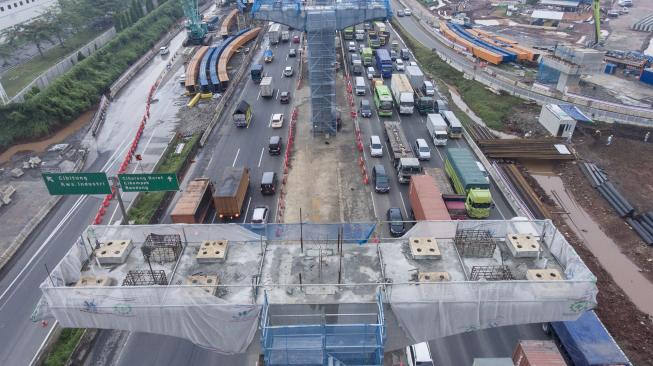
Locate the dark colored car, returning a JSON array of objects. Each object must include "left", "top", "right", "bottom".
[
  {"left": 390, "top": 50, "right": 398, "bottom": 61},
  {"left": 269, "top": 135, "right": 282, "bottom": 155},
  {"left": 280, "top": 91, "right": 290, "bottom": 104},
  {"left": 292, "top": 35, "right": 300, "bottom": 43},
  {"left": 401, "top": 48, "right": 410, "bottom": 61},
  {"left": 260, "top": 171, "right": 277, "bottom": 195},
  {"left": 360, "top": 99, "right": 372, "bottom": 118},
  {"left": 289, "top": 48, "right": 297, "bottom": 57},
  {"left": 387, "top": 207, "right": 406, "bottom": 237},
  {"left": 373, "top": 164, "right": 389, "bottom": 193}
]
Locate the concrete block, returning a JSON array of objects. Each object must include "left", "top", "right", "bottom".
[
  {"left": 10, "top": 168, "right": 24, "bottom": 178},
  {"left": 186, "top": 274, "right": 219, "bottom": 296},
  {"left": 95, "top": 239, "right": 133, "bottom": 264},
  {"left": 196, "top": 240, "right": 228, "bottom": 263},
  {"left": 75, "top": 275, "right": 114, "bottom": 287},
  {"left": 506, "top": 233, "right": 540, "bottom": 258},
  {"left": 409, "top": 237, "right": 441, "bottom": 260},
  {"left": 418, "top": 271, "right": 450, "bottom": 282},
  {"left": 526, "top": 269, "right": 564, "bottom": 281}
]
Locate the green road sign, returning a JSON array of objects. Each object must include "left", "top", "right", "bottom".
[
  {"left": 118, "top": 173, "right": 179, "bottom": 192},
  {"left": 42, "top": 172, "right": 112, "bottom": 195}
]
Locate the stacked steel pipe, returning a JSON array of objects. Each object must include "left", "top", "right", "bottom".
[
  {"left": 628, "top": 212, "right": 653, "bottom": 246},
  {"left": 476, "top": 138, "right": 576, "bottom": 160},
  {"left": 497, "top": 164, "right": 550, "bottom": 220}
]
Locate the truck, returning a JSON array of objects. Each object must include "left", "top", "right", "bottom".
[
  {"left": 414, "top": 89, "right": 436, "bottom": 114},
  {"left": 281, "top": 30, "right": 290, "bottom": 42},
  {"left": 390, "top": 74, "right": 414, "bottom": 114},
  {"left": 233, "top": 100, "right": 253, "bottom": 127},
  {"left": 375, "top": 49, "right": 393, "bottom": 78},
  {"left": 352, "top": 59, "right": 363, "bottom": 75},
  {"left": 544, "top": 310, "right": 630, "bottom": 366},
  {"left": 361, "top": 47, "right": 373, "bottom": 66},
  {"left": 367, "top": 31, "right": 380, "bottom": 48},
  {"left": 424, "top": 168, "right": 467, "bottom": 219},
  {"left": 268, "top": 23, "right": 281, "bottom": 44},
  {"left": 355, "top": 26, "right": 365, "bottom": 41},
  {"left": 214, "top": 167, "right": 249, "bottom": 220},
  {"left": 250, "top": 64, "right": 263, "bottom": 83},
  {"left": 405, "top": 65, "right": 436, "bottom": 115},
  {"left": 513, "top": 341, "right": 566, "bottom": 366},
  {"left": 170, "top": 178, "right": 215, "bottom": 224},
  {"left": 383, "top": 121, "right": 422, "bottom": 183},
  {"left": 374, "top": 21, "right": 388, "bottom": 45},
  {"left": 426, "top": 114, "right": 448, "bottom": 146},
  {"left": 260, "top": 76, "right": 273, "bottom": 98},
  {"left": 441, "top": 110, "right": 463, "bottom": 138},
  {"left": 444, "top": 148, "right": 493, "bottom": 218},
  {"left": 408, "top": 175, "right": 451, "bottom": 221},
  {"left": 264, "top": 49, "right": 274, "bottom": 63},
  {"left": 343, "top": 26, "right": 354, "bottom": 40}
]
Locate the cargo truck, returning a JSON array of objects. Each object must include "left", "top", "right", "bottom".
[
  {"left": 170, "top": 178, "right": 215, "bottom": 224},
  {"left": 414, "top": 88, "right": 435, "bottom": 115},
  {"left": 426, "top": 114, "right": 448, "bottom": 146},
  {"left": 408, "top": 175, "right": 451, "bottom": 221},
  {"left": 441, "top": 110, "right": 463, "bottom": 138},
  {"left": 375, "top": 49, "right": 393, "bottom": 78},
  {"left": 260, "top": 76, "right": 274, "bottom": 98},
  {"left": 390, "top": 74, "right": 415, "bottom": 115},
  {"left": 545, "top": 310, "right": 630, "bottom": 366},
  {"left": 214, "top": 167, "right": 249, "bottom": 220},
  {"left": 368, "top": 31, "right": 380, "bottom": 48},
  {"left": 268, "top": 23, "right": 281, "bottom": 44},
  {"left": 352, "top": 59, "right": 363, "bottom": 75},
  {"left": 362, "top": 47, "right": 373, "bottom": 66},
  {"left": 374, "top": 21, "right": 388, "bottom": 45},
  {"left": 343, "top": 26, "right": 354, "bottom": 40},
  {"left": 264, "top": 49, "right": 274, "bottom": 63},
  {"left": 405, "top": 66, "right": 435, "bottom": 115},
  {"left": 233, "top": 100, "right": 252, "bottom": 127},
  {"left": 424, "top": 167, "right": 467, "bottom": 219},
  {"left": 355, "top": 26, "right": 365, "bottom": 41},
  {"left": 444, "top": 148, "right": 493, "bottom": 218},
  {"left": 250, "top": 64, "right": 263, "bottom": 83},
  {"left": 513, "top": 341, "right": 566, "bottom": 366},
  {"left": 281, "top": 30, "right": 290, "bottom": 42},
  {"left": 383, "top": 121, "right": 422, "bottom": 183}
]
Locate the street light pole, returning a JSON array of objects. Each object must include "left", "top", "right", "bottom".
[{"left": 112, "top": 176, "right": 129, "bottom": 224}]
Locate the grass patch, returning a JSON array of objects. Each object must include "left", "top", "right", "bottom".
[
  {"left": 1, "top": 30, "right": 105, "bottom": 97},
  {"left": 43, "top": 328, "right": 84, "bottom": 366},
  {"left": 392, "top": 19, "right": 527, "bottom": 130},
  {"left": 127, "top": 133, "right": 200, "bottom": 224}
]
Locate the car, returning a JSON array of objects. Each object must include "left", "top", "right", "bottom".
[
  {"left": 390, "top": 50, "right": 398, "bottom": 61},
  {"left": 401, "top": 48, "right": 410, "bottom": 61},
  {"left": 397, "top": 9, "right": 405, "bottom": 17},
  {"left": 289, "top": 48, "right": 297, "bottom": 57},
  {"left": 279, "top": 91, "right": 290, "bottom": 104},
  {"left": 367, "top": 66, "right": 375, "bottom": 80},
  {"left": 283, "top": 66, "right": 294, "bottom": 77},
  {"left": 159, "top": 46, "right": 170, "bottom": 55},
  {"left": 348, "top": 41, "right": 357, "bottom": 52},
  {"left": 369, "top": 135, "right": 383, "bottom": 157},
  {"left": 250, "top": 206, "right": 269, "bottom": 229},
  {"left": 395, "top": 59, "right": 405, "bottom": 71},
  {"left": 414, "top": 138, "right": 431, "bottom": 160},
  {"left": 373, "top": 164, "right": 390, "bottom": 193},
  {"left": 364, "top": 22, "right": 371, "bottom": 31},
  {"left": 269, "top": 135, "right": 282, "bottom": 155},
  {"left": 387, "top": 208, "right": 406, "bottom": 237},
  {"left": 270, "top": 113, "right": 284, "bottom": 128},
  {"left": 292, "top": 35, "right": 300, "bottom": 43},
  {"left": 406, "top": 343, "right": 433, "bottom": 366},
  {"left": 359, "top": 99, "right": 372, "bottom": 118},
  {"left": 260, "top": 172, "right": 277, "bottom": 195},
  {"left": 350, "top": 53, "right": 361, "bottom": 65},
  {"left": 404, "top": 8, "right": 412, "bottom": 16}
]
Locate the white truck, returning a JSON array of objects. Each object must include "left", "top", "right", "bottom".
[
  {"left": 268, "top": 23, "right": 281, "bottom": 44},
  {"left": 355, "top": 25, "right": 365, "bottom": 41},
  {"left": 281, "top": 30, "right": 290, "bottom": 42},
  {"left": 426, "top": 113, "right": 449, "bottom": 146},
  {"left": 390, "top": 74, "right": 414, "bottom": 115},
  {"left": 260, "top": 76, "right": 274, "bottom": 98}
]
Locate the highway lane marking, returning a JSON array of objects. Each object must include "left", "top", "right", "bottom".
[
  {"left": 28, "top": 320, "right": 59, "bottom": 366},
  {"left": 257, "top": 89, "right": 261, "bottom": 101},
  {"left": 242, "top": 196, "right": 252, "bottom": 223},
  {"left": 275, "top": 89, "right": 279, "bottom": 100},
  {"left": 113, "top": 331, "right": 133, "bottom": 366},
  {"left": 370, "top": 192, "right": 377, "bottom": 218},
  {"left": 211, "top": 210, "right": 218, "bottom": 223},
  {"left": 232, "top": 148, "right": 240, "bottom": 167},
  {"left": 258, "top": 147, "right": 264, "bottom": 167},
  {"left": 399, "top": 191, "right": 409, "bottom": 219},
  {"left": 434, "top": 145, "right": 445, "bottom": 163}
]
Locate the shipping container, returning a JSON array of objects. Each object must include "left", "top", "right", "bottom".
[
  {"left": 512, "top": 340, "right": 566, "bottom": 366},
  {"left": 408, "top": 175, "right": 451, "bottom": 221},
  {"left": 640, "top": 67, "right": 653, "bottom": 85},
  {"left": 214, "top": 167, "right": 250, "bottom": 220},
  {"left": 171, "top": 178, "right": 215, "bottom": 224}
]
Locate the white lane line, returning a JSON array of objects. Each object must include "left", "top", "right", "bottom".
[
  {"left": 434, "top": 145, "right": 445, "bottom": 163},
  {"left": 242, "top": 196, "right": 252, "bottom": 223},
  {"left": 370, "top": 192, "right": 377, "bottom": 218},
  {"left": 275, "top": 89, "right": 279, "bottom": 100},
  {"left": 113, "top": 331, "right": 133, "bottom": 366},
  {"left": 257, "top": 89, "right": 261, "bottom": 101},
  {"left": 258, "top": 147, "right": 265, "bottom": 167},
  {"left": 232, "top": 148, "right": 240, "bottom": 167},
  {"left": 211, "top": 211, "right": 218, "bottom": 224},
  {"left": 495, "top": 200, "right": 507, "bottom": 219},
  {"left": 28, "top": 320, "right": 59, "bottom": 366},
  {"left": 399, "top": 191, "right": 409, "bottom": 219}
]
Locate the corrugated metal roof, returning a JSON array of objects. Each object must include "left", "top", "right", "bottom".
[
  {"left": 531, "top": 10, "right": 565, "bottom": 20},
  {"left": 540, "top": 0, "right": 580, "bottom": 7},
  {"left": 558, "top": 104, "right": 594, "bottom": 123}
]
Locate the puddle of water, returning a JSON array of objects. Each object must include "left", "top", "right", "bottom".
[
  {"left": 527, "top": 164, "right": 653, "bottom": 316},
  {"left": 0, "top": 108, "right": 95, "bottom": 164}
]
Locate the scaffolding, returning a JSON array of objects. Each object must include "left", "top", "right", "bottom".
[
  {"left": 122, "top": 270, "right": 169, "bottom": 286},
  {"left": 142, "top": 233, "right": 183, "bottom": 263},
  {"left": 470, "top": 265, "right": 514, "bottom": 281},
  {"left": 454, "top": 229, "right": 497, "bottom": 257}
]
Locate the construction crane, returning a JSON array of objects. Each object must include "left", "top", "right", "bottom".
[
  {"left": 592, "top": 0, "right": 601, "bottom": 45},
  {"left": 181, "top": 0, "right": 208, "bottom": 46}
]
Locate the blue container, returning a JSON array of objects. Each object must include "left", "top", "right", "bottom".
[
  {"left": 604, "top": 63, "right": 616, "bottom": 74},
  {"left": 640, "top": 68, "right": 653, "bottom": 85}
]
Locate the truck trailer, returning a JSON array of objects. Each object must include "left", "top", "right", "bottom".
[
  {"left": 260, "top": 76, "right": 274, "bottom": 98},
  {"left": 444, "top": 148, "right": 493, "bottom": 218},
  {"left": 408, "top": 175, "right": 451, "bottom": 221},
  {"left": 390, "top": 74, "right": 415, "bottom": 115},
  {"left": 214, "top": 167, "right": 249, "bottom": 220},
  {"left": 405, "top": 65, "right": 435, "bottom": 115},
  {"left": 170, "top": 178, "right": 215, "bottom": 224},
  {"left": 426, "top": 114, "right": 448, "bottom": 146},
  {"left": 383, "top": 121, "right": 422, "bottom": 183}
]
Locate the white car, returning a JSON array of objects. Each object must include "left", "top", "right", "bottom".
[
  {"left": 283, "top": 66, "right": 294, "bottom": 77},
  {"left": 270, "top": 113, "right": 284, "bottom": 128},
  {"left": 348, "top": 41, "right": 357, "bottom": 52},
  {"left": 250, "top": 206, "right": 269, "bottom": 229},
  {"left": 395, "top": 59, "right": 405, "bottom": 71},
  {"left": 404, "top": 8, "right": 412, "bottom": 16},
  {"left": 369, "top": 135, "right": 383, "bottom": 157},
  {"left": 159, "top": 46, "right": 170, "bottom": 55},
  {"left": 367, "top": 66, "right": 375, "bottom": 80},
  {"left": 414, "top": 138, "right": 431, "bottom": 160}
]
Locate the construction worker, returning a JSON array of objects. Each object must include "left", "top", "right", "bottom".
[
  {"left": 645, "top": 131, "right": 650, "bottom": 143},
  {"left": 606, "top": 134, "right": 614, "bottom": 146}
]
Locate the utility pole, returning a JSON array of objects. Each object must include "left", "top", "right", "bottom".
[{"left": 112, "top": 176, "right": 129, "bottom": 224}]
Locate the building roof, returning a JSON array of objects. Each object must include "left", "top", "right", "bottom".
[
  {"left": 539, "top": 0, "right": 580, "bottom": 7},
  {"left": 531, "top": 10, "right": 565, "bottom": 20}
]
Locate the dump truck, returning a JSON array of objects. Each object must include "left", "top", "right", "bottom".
[
  {"left": 545, "top": 310, "right": 630, "bottom": 366},
  {"left": 233, "top": 100, "right": 252, "bottom": 127},
  {"left": 170, "top": 178, "right": 215, "bottom": 224},
  {"left": 383, "top": 121, "right": 422, "bottom": 183},
  {"left": 408, "top": 175, "right": 451, "bottom": 221},
  {"left": 214, "top": 167, "right": 249, "bottom": 220},
  {"left": 444, "top": 148, "right": 493, "bottom": 218},
  {"left": 426, "top": 114, "right": 448, "bottom": 146},
  {"left": 250, "top": 64, "right": 263, "bottom": 83},
  {"left": 260, "top": 76, "right": 273, "bottom": 98},
  {"left": 390, "top": 74, "right": 414, "bottom": 115},
  {"left": 424, "top": 168, "right": 467, "bottom": 219}
]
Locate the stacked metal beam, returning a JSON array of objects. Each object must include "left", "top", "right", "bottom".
[
  {"left": 476, "top": 139, "right": 576, "bottom": 160},
  {"left": 498, "top": 164, "right": 550, "bottom": 220}
]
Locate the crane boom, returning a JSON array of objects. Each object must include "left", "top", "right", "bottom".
[{"left": 181, "top": 0, "right": 208, "bottom": 45}]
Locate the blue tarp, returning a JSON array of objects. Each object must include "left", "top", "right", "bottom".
[
  {"left": 558, "top": 104, "right": 593, "bottom": 124},
  {"left": 551, "top": 311, "right": 629, "bottom": 366}
]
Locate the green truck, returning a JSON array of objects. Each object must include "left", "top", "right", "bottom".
[
  {"left": 444, "top": 148, "right": 493, "bottom": 218},
  {"left": 361, "top": 47, "right": 373, "bottom": 66}
]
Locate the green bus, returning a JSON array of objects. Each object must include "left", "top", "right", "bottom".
[
  {"left": 361, "top": 47, "right": 373, "bottom": 66},
  {"left": 343, "top": 27, "right": 354, "bottom": 40},
  {"left": 374, "top": 84, "right": 393, "bottom": 117}
]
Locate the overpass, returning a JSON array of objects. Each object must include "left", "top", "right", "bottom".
[{"left": 37, "top": 219, "right": 597, "bottom": 365}]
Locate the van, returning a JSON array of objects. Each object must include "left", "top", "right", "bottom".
[
  {"left": 355, "top": 76, "right": 366, "bottom": 96},
  {"left": 269, "top": 135, "right": 282, "bottom": 155},
  {"left": 369, "top": 135, "right": 383, "bottom": 157},
  {"left": 360, "top": 99, "right": 372, "bottom": 118},
  {"left": 422, "top": 81, "right": 435, "bottom": 96},
  {"left": 406, "top": 342, "right": 434, "bottom": 366},
  {"left": 372, "top": 164, "right": 389, "bottom": 193},
  {"left": 260, "top": 171, "right": 277, "bottom": 195}
]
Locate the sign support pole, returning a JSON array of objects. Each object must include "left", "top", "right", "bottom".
[{"left": 113, "top": 176, "right": 129, "bottom": 225}]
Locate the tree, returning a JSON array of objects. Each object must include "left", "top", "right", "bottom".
[
  {"left": 145, "top": 0, "right": 154, "bottom": 13},
  {"left": 20, "top": 20, "right": 54, "bottom": 57},
  {"left": 77, "top": 51, "right": 86, "bottom": 61},
  {"left": 43, "top": 7, "right": 69, "bottom": 48},
  {"left": 1, "top": 26, "right": 23, "bottom": 47}
]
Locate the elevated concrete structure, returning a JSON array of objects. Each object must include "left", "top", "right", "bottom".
[{"left": 37, "top": 220, "right": 597, "bottom": 362}]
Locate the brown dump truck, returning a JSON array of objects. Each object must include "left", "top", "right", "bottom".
[
  {"left": 214, "top": 167, "right": 249, "bottom": 220},
  {"left": 170, "top": 178, "right": 215, "bottom": 224}
]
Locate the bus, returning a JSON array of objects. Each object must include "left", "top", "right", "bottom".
[
  {"left": 362, "top": 47, "right": 373, "bottom": 66},
  {"left": 375, "top": 49, "right": 393, "bottom": 78},
  {"left": 343, "top": 27, "right": 354, "bottom": 40},
  {"left": 374, "top": 21, "right": 388, "bottom": 45},
  {"left": 374, "top": 84, "right": 394, "bottom": 117}
]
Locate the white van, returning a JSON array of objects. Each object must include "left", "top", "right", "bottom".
[
  {"left": 355, "top": 76, "right": 366, "bottom": 96},
  {"left": 369, "top": 135, "right": 383, "bottom": 157},
  {"left": 406, "top": 342, "right": 434, "bottom": 366}
]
